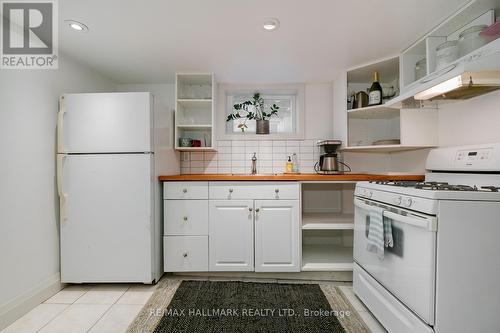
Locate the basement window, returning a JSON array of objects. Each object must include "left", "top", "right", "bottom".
[{"left": 218, "top": 84, "right": 305, "bottom": 139}]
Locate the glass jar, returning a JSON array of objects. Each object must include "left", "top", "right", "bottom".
[
  {"left": 436, "top": 40, "right": 458, "bottom": 70},
  {"left": 415, "top": 58, "right": 427, "bottom": 80},
  {"left": 458, "top": 25, "right": 488, "bottom": 57}
]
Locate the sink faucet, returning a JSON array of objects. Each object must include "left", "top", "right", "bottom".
[{"left": 251, "top": 152, "right": 257, "bottom": 175}]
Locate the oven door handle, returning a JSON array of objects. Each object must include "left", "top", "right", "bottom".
[
  {"left": 354, "top": 198, "right": 374, "bottom": 211},
  {"left": 383, "top": 211, "right": 437, "bottom": 232},
  {"left": 354, "top": 198, "right": 437, "bottom": 231}
]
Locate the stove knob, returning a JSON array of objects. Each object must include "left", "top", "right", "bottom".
[
  {"left": 393, "top": 196, "right": 402, "bottom": 205},
  {"left": 403, "top": 197, "right": 413, "bottom": 207},
  {"left": 365, "top": 190, "right": 373, "bottom": 198}
]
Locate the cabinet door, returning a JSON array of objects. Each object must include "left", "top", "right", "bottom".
[
  {"left": 209, "top": 200, "right": 254, "bottom": 271},
  {"left": 254, "top": 200, "right": 300, "bottom": 272}
]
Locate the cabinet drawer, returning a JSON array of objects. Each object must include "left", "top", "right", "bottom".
[
  {"left": 163, "top": 182, "right": 208, "bottom": 199},
  {"left": 164, "top": 236, "right": 208, "bottom": 272},
  {"left": 209, "top": 182, "right": 299, "bottom": 200},
  {"left": 164, "top": 200, "right": 208, "bottom": 235}
]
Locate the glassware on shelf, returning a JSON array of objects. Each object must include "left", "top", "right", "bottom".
[
  {"left": 181, "top": 84, "right": 195, "bottom": 99},
  {"left": 458, "top": 25, "right": 488, "bottom": 58},
  {"left": 415, "top": 58, "right": 427, "bottom": 81},
  {"left": 436, "top": 40, "right": 458, "bottom": 70}
]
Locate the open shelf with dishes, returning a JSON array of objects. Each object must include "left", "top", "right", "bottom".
[
  {"left": 175, "top": 73, "right": 216, "bottom": 151},
  {"left": 301, "top": 182, "right": 355, "bottom": 271},
  {"left": 344, "top": 57, "right": 438, "bottom": 152}
]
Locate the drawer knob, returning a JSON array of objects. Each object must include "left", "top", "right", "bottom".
[
  {"left": 182, "top": 188, "right": 188, "bottom": 193},
  {"left": 255, "top": 208, "right": 260, "bottom": 213},
  {"left": 183, "top": 216, "right": 188, "bottom": 222},
  {"left": 229, "top": 188, "right": 233, "bottom": 193},
  {"left": 182, "top": 252, "right": 188, "bottom": 258},
  {"left": 275, "top": 188, "right": 280, "bottom": 193},
  {"left": 249, "top": 207, "right": 253, "bottom": 212}
]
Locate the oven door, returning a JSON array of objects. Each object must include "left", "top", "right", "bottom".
[{"left": 353, "top": 197, "right": 437, "bottom": 325}]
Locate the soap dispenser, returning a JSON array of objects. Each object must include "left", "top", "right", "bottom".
[{"left": 285, "top": 156, "right": 293, "bottom": 173}]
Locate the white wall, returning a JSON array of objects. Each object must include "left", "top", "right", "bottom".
[
  {"left": 304, "top": 83, "right": 334, "bottom": 139},
  {"left": 438, "top": 91, "right": 500, "bottom": 146},
  {"left": 115, "top": 84, "right": 180, "bottom": 174},
  {"left": 0, "top": 54, "right": 115, "bottom": 329}
]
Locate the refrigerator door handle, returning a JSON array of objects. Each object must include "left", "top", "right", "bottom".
[
  {"left": 57, "top": 154, "right": 68, "bottom": 222},
  {"left": 57, "top": 96, "right": 66, "bottom": 153}
]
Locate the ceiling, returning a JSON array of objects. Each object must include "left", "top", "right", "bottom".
[{"left": 59, "top": 0, "right": 470, "bottom": 84}]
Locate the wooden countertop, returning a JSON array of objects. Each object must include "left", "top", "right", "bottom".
[{"left": 158, "top": 173, "right": 424, "bottom": 182}]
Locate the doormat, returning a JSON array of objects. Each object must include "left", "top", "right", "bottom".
[{"left": 127, "top": 279, "right": 369, "bottom": 333}]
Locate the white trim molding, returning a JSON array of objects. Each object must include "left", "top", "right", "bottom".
[{"left": 0, "top": 273, "right": 63, "bottom": 330}]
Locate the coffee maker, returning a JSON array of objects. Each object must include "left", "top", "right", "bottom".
[{"left": 314, "top": 140, "right": 351, "bottom": 174}]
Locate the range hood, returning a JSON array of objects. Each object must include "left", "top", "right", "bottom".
[{"left": 414, "top": 71, "right": 500, "bottom": 100}]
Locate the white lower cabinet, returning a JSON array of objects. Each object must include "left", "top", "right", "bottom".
[
  {"left": 209, "top": 200, "right": 254, "bottom": 271},
  {"left": 164, "top": 182, "right": 300, "bottom": 273},
  {"left": 254, "top": 200, "right": 300, "bottom": 272},
  {"left": 164, "top": 236, "right": 208, "bottom": 272}
]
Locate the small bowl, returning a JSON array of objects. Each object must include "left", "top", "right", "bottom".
[{"left": 179, "top": 137, "right": 192, "bottom": 147}]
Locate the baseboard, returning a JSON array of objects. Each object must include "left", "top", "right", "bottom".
[
  {"left": 171, "top": 271, "right": 353, "bottom": 282},
  {"left": 0, "top": 272, "right": 63, "bottom": 330}
]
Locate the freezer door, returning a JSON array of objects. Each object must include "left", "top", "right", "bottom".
[
  {"left": 59, "top": 153, "right": 155, "bottom": 283},
  {"left": 58, "top": 92, "right": 153, "bottom": 153}
]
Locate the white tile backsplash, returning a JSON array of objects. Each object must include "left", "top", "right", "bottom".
[
  {"left": 272, "top": 140, "right": 286, "bottom": 147},
  {"left": 217, "top": 146, "right": 232, "bottom": 154},
  {"left": 217, "top": 160, "right": 231, "bottom": 167},
  {"left": 272, "top": 145, "right": 287, "bottom": 153},
  {"left": 191, "top": 152, "right": 203, "bottom": 161},
  {"left": 181, "top": 140, "right": 324, "bottom": 174},
  {"left": 191, "top": 160, "right": 204, "bottom": 168},
  {"left": 232, "top": 141, "right": 245, "bottom": 147},
  {"left": 231, "top": 146, "right": 245, "bottom": 154},
  {"left": 217, "top": 140, "right": 232, "bottom": 147}
]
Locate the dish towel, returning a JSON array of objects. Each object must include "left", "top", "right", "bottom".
[
  {"left": 367, "top": 206, "right": 393, "bottom": 260},
  {"left": 384, "top": 215, "right": 394, "bottom": 248}
]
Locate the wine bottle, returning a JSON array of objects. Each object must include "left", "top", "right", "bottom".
[{"left": 368, "top": 71, "right": 383, "bottom": 106}]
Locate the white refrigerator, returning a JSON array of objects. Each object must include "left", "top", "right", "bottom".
[{"left": 57, "top": 92, "right": 163, "bottom": 284}]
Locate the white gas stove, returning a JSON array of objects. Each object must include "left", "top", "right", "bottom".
[{"left": 353, "top": 143, "right": 500, "bottom": 333}]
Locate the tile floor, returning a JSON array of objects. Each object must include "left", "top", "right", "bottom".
[
  {"left": 2, "top": 284, "right": 156, "bottom": 333},
  {"left": 2, "top": 277, "right": 386, "bottom": 333}
]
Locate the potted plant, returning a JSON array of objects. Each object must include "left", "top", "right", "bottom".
[{"left": 226, "top": 92, "right": 279, "bottom": 134}]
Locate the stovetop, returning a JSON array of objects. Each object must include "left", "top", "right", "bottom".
[
  {"left": 370, "top": 181, "right": 500, "bottom": 192},
  {"left": 356, "top": 180, "right": 500, "bottom": 214}
]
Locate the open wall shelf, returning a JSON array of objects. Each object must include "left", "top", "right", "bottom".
[
  {"left": 175, "top": 73, "right": 216, "bottom": 151},
  {"left": 345, "top": 57, "right": 439, "bottom": 152}
]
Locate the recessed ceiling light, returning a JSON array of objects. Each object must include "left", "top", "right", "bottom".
[
  {"left": 65, "top": 20, "right": 89, "bottom": 32},
  {"left": 263, "top": 18, "right": 279, "bottom": 31}
]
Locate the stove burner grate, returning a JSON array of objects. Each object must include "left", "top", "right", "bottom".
[{"left": 370, "top": 181, "right": 500, "bottom": 192}]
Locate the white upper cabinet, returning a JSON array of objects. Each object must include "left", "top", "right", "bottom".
[
  {"left": 209, "top": 200, "right": 255, "bottom": 271},
  {"left": 396, "top": 2, "right": 500, "bottom": 103},
  {"left": 254, "top": 200, "right": 300, "bottom": 272}
]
